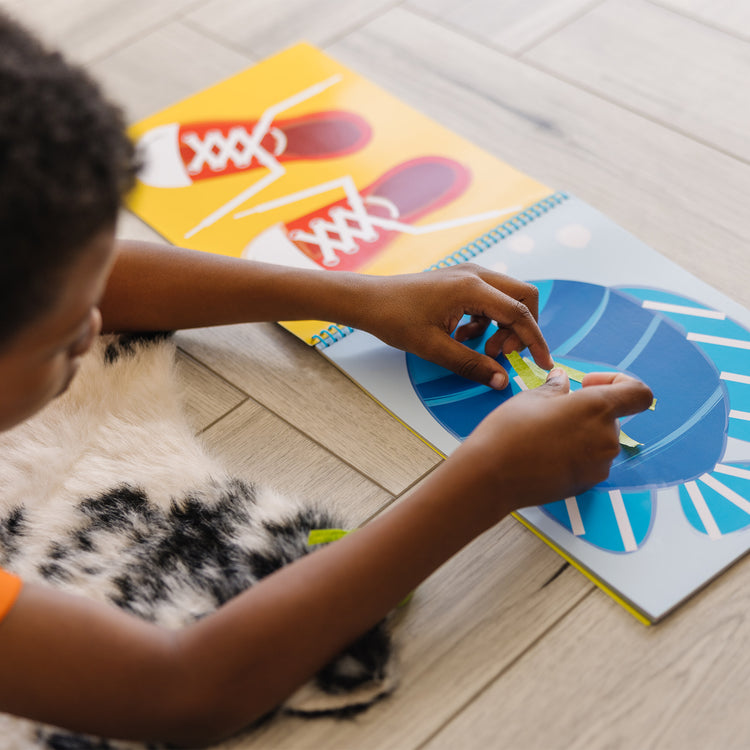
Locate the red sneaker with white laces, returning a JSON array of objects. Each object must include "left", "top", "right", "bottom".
[
  {"left": 136, "top": 110, "right": 372, "bottom": 187},
  {"left": 279, "top": 156, "right": 471, "bottom": 271}
]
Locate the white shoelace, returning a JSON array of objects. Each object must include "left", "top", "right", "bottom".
[
  {"left": 232, "top": 174, "right": 513, "bottom": 267},
  {"left": 181, "top": 126, "right": 286, "bottom": 174},
  {"left": 289, "top": 196, "right": 399, "bottom": 266}
]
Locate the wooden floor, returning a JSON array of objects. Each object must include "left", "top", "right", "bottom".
[{"left": 4, "top": 1, "right": 750, "bottom": 747}]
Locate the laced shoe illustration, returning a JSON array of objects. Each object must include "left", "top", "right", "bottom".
[
  {"left": 134, "top": 74, "right": 376, "bottom": 239},
  {"left": 136, "top": 109, "right": 371, "bottom": 187},
  {"left": 240, "top": 156, "right": 521, "bottom": 272}
]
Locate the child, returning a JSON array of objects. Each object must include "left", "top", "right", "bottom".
[{"left": 0, "top": 12, "right": 652, "bottom": 746}]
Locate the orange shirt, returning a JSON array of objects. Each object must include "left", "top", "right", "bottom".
[{"left": 0, "top": 568, "right": 21, "bottom": 623}]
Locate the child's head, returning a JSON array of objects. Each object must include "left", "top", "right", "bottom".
[{"left": 0, "top": 12, "right": 138, "bottom": 429}]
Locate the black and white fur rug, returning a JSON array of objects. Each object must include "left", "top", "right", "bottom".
[{"left": 0, "top": 333, "right": 398, "bottom": 750}]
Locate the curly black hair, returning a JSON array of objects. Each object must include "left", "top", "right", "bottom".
[{"left": 0, "top": 12, "right": 139, "bottom": 347}]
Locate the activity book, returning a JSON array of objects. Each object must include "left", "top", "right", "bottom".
[{"left": 127, "top": 42, "right": 750, "bottom": 624}]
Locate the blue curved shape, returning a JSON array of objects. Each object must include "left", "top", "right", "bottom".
[
  {"left": 406, "top": 280, "right": 750, "bottom": 553},
  {"left": 679, "top": 464, "right": 750, "bottom": 536},
  {"left": 543, "top": 488, "right": 654, "bottom": 553}
]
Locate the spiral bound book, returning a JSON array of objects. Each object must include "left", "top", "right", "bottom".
[
  {"left": 323, "top": 192, "right": 750, "bottom": 624},
  {"left": 126, "top": 43, "right": 750, "bottom": 624}
]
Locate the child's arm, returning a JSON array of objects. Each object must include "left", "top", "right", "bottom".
[
  {"left": 0, "top": 370, "right": 651, "bottom": 745},
  {"left": 100, "top": 239, "right": 554, "bottom": 388}
]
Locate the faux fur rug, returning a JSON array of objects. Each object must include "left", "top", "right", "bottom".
[{"left": 0, "top": 333, "right": 397, "bottom": 750}]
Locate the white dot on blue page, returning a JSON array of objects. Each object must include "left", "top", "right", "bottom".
[{"left": 556, "top": 224, "right": 592, "bottom": 249}]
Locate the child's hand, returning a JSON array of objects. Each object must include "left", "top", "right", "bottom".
[
  {"left": 104, "top": 248, "right": 550, "bottom": 392},
  {"left": 449, "top": 369, "right": 654, "bottom": 521},
  {"left": 353, "top": 264, "right": 554, "bottom": 388}
]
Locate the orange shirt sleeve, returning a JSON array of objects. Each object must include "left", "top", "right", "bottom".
[{"left": 0, "top": 568, "right": 22, "bottom": 623}]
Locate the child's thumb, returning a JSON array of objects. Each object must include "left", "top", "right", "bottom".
[{"left": 540, "top": 367, "right": 570, "bottom": 395}]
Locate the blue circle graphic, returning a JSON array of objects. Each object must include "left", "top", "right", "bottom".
[{"left": 406, "top": 280, "right": 750, "bottom": 553}]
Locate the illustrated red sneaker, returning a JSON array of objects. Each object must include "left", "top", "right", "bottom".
[
  {"left": 136, "top": 110, "right": 372, "bottom": 188},
  {"left": 241, "top": 157, "right": 473, "bottom": 271}
]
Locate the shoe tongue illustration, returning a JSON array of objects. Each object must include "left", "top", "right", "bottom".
[
  {"left": 371, "top": 160, "right": 462, "bottom": 217},
  {"left": 282, "top": 114, "right": 370, "bottom": 156},
  {"left": 276, "top": 157, "right": 473, "bottom": 271}
]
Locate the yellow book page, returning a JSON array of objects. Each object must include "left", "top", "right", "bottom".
[{"left": 126, "top": 42, "right": 549, "bottom": 344}]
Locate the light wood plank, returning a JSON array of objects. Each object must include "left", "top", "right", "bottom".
[
  {"left": 200, "top": 398, "right": 392, "bottom": 522},
  {"left": 92, "top": 20, "right": 254, "bottom": 123},
  {"left": 246, "top": 512, "right": 591, "bottom": 749},
  {"left": 175, "top": 350, "right": 248, "bottom": 433},
  {"left": 184, "top": 0, "right": 400, "bottom": 58},
  {"left": 525, "top": 0, "right": 750, "bottom": 162},
  {"left": 406, "top": 0, "right": 601, "bottom": 55},
  {"left": 421, "top": 552, "right": 750, "bottom": 749},
  {"left": 175, "top": 326, "right": 441, "bottom": 495},
  {"left": 652, "top": 0, "right": 750, "bottom": 41},
  {"left": 326, "top": 8, "right": 750, "bottom": 310},
  {"left": 0, "top": 0, "right": 193, "bottom": 64}
]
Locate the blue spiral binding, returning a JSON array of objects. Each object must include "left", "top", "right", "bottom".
[
  {"left": 312, "top": 324, "right": 355, "bottom": 348},
  {"left": 312, "top": 191, "right": 570, "bottom": 350},
  {"left": 426, "top": 191, "right": 569, "bottom": 271}
]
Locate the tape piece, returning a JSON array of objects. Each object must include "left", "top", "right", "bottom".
[
  {"left": 522, "top": 356, "right": 656, "bottom": 410},
  {"left": 307, "top": 528, "right": 414, "bottom": 607},
  {"left": 508, "top": 352, "right": 643, "bottom": 448},
  {"left": 307, "top": 528, "right": 350, "bottom": 545},
  {"left": 523, "top": 356, "right": 586, "bottom": 384},
  {"left": 506, "top": 351, "right": 546, "bottom": 389},
  {"left": 618, "top": 430, "right": 642, "bottom": 449}
]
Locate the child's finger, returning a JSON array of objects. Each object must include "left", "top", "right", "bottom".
[
  {"left": 581, "top": 371, "right": 631, "bottom": 387},
  {"left": 538, "top": 367, "right": 571, "bottom": 394},
  {"left": 474, "top": 267, "right": 542, "bottom": 320},
  {"left": 425, "top": 334, "right": 510, "bottom": 389},
  {"left": 483, "top": 327, "right": 514, "bottom": 358},
  {"left": 463, "top": 284, "right": 553, "bottom": 370},
  {"left": 455, "top": 315, "right": 491, "bottom": 343},
  {"left": 583, "top": 374, "right": 654, "bottom": 418}
]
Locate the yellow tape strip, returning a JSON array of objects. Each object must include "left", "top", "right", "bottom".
[
  {"left": 618, "top": 431, "right": 642, "bottom": 449},
  {"left": 522, "top": 356, "right": 655, "bottom": 411},
  {"left": 307, "top": 529, "right": 350, "bottom": 545},
  {"left": 506, "top": 351, "right": 546, "bottom": 389},
  {"left": 523, "top": 356, "right": 585, "bottom": 384},
  {"left": 511, "top": 353, "right": 644, "bottom": 447}
]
